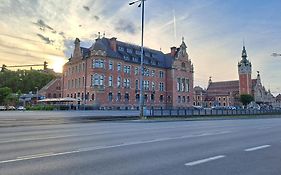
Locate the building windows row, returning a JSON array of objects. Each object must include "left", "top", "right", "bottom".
[
  {"left": 124, "top": 65, "right": 131, "bottom": 74},
  {"left": 177, "top": 96, "right": 190, "bottom": 103},
  {"left": 92, "top": 74, "right": 104, "bottom": 86},
  {"left": 93, "top": 59, "right": 104, "bottom": 68},
  {"left": 66, "top": 63, "right": 85, "bottom": 76},
  {"left": 67, "top": 77, "right": 85, "bottom": 89},
  {"left": 177, "top": 78, "right": 190, "bottom": 92}
]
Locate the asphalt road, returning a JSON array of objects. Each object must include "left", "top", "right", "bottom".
[{"left": 0, "top": 118, "right": 281, "bottom": 175}]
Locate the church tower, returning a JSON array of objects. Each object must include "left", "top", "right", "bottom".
[{"left": 238, "top": 45, "right": 252, "bottom": 95}]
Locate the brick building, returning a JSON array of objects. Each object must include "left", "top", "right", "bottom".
[
  {"left": 62, "top": 36, "right": 194, "bottom": 109},
  {"left": 195, "top": 45, "right": 275, "bottom": 108},
  {"left": 39, "top": 77, "right": 62, "bottom": 98}
]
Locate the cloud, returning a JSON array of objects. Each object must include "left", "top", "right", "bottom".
[
  {"left": 36, "top": 34, "right": 54, "bottom": 45},
  {"left": 83, "top": 6, "right": 90, "bottom": 11},
  {"left": 33, "top": 19, "right": 54, "bottom": 31},
  {"left": 58, "top": 32, "right": 66, "bottom": 39},
  {"left": 94, "top": 15, "right": 100, "bottom": 21},
  {"left": 114, "top": 20, "right": 137, "bottom": 35}
]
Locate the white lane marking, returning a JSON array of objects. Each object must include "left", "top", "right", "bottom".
[
  {"left": 0, "top": 132, "right": 110, "bottom": 144},
  {"left": 245, "top": 145, "right": 271, "bottom": 152},
  {"left": 0, "top": 151, "right": 80, "bottom": 164},
  {"left": 0, "top": 131, "right": 231, "bottom": 164},
  {"left": 185, "top": 155, "right": 226, "bottom": 166}
]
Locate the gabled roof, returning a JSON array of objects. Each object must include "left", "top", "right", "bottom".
[
  {"left": 84, "top": 37, "right": 175, "bottom": 68},
  {"left": 276, "top": 94, "right": 281, "bottom": 101},
  {"left": 207, "top": 80, "right": 239, "bottom": 95}
]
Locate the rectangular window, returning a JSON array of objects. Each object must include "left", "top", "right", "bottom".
[
  {"left": 143, "top": 80, "right": 149, "bottom": 90},
  {"left": 135, "top": 67, "right": 139, "bottom": 75},
  {"left": 117, "top": 93, "right": 121, "bottom": 101},
  {"left": 108, "top": 92, "right": 113, "bottom": 101},
  {"left": 159, "top": 71, "right": 164, "bottom": 78},
  {"left": 177, "top": 78, "right": 181, "bottom": 92},
  {"left": 123, "top": 79, "right": 130, "bottom": 88},
  {"left": 181, "top": 78, "right": 185, "bottom": 92},
  {"left": 93, "top": 59, "right": 104, "bottom": 68},
  {"left": 152, "top": 82, "right": 155, "bottom": 91},
  {"left": 117, "top": 63, "right": 121, "bottom": 71},
  {"left": 159, "top": 82, "right": 164, "bottom": 91},
  {"left": 135, "top": 80, "right": 139, "bottom": 90},
  {"left": 151, "top": 70, "right": 155, "bottom": 77},
  {"left": 117, "top": 77, "right": 121, "bottom": 88},
  {"left": 109, "top": 61, "right": 113, "bottom": 70},
  {"left": 78, "top": 78, "right": 81, "bottom": 88},
  {"left": 185, "top": 79, "right": 190, "bottom": 92},
  {"left": 99, "top": 75, "right": 104, "bottom": 85},
  {"left": 178, "top": 96, "right": 181, "bottom": 103},
  {"left": 182, "top": 96, "right": 186, "bottom": 103},
  {"left": 109, "top": 76, "right": 113, "bottom": 87}
]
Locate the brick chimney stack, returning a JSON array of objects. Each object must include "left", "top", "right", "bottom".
[
  {"left": 110, "top": 37, "right": 117, "bottom": 52},
  {"left": 170, "top": 46, "right": 177, "bottom": 57}
]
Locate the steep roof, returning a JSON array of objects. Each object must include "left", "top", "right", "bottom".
[
  {"left": 207, "top": 80, "right": 239, "bottom": 96},
  {"left": 276, "top": 94, "right": 281, "bottom": 101},
  {"left": 82, "top": 37, "right": 175, "bottom": 69}
]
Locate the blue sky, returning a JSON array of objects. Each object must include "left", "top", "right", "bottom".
[{"left": 0, "top": 0, "right": 280, "bottom": 95}]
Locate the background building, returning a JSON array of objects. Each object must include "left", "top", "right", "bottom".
[
  {"left": 195, "top": 45, "right": 275, "bottom": 108},
  {"left": 62, "top": 36, "right": 194, "bottom": 109}
]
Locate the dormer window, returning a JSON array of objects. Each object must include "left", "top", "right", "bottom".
[
  {"left": 127, "top": 48, "right": 133, "bottom": 53},
  {"left": 118, "top": 46, "right": 124, "bottom": 52},
  {"left": 145, "top": 52, "right": 151, "bottom": 57},
  {"left": 123, "top": 55, "right": 130, "bottom": 60}
]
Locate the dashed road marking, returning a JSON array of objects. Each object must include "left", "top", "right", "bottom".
[
  {"left": 185, "top": 155, "right": 226, "bottom": 166},
  {"left": 0, "top": 131, "right": 230, "bottom": 164},
  {"left": 245, "top": 145, "right": 271, "bottom": 152}
]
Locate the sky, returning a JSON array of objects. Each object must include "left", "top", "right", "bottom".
[{"left": 0, "top": 0, "right": 280, "bottom": 95}]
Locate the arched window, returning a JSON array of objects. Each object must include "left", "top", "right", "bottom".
[{"left": 93, "top": 74, "right": 99, "bottom": 85}]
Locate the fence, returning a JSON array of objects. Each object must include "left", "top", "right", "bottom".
[{"left": 145, "top": 108, "right": 281, "bottom": 117}]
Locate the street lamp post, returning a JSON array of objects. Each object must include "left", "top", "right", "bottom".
[
  {"left": 129, "top": 0, "right": 145, "bottom": 118},
  {"left": 35, "top": 87, "right": 39, "bottom": 103}
]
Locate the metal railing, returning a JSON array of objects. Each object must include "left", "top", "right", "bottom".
[{"left": 145, "top": 108, "right": 281, "bottom": 117}]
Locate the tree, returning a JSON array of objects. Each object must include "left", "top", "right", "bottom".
[
  {"left": 240, "top": 94, "right": 254, "bottom": 107},
  {"left": 0, "top": 87, "right": 12, "bottom": 105}
]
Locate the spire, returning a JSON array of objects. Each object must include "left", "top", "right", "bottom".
[{"left": 241, "top": 42, "right": 247, "bottom": 61}]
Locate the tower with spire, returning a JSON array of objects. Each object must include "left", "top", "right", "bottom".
[{"left": 238, "top": 44, "right": 252, "bottom": 95}]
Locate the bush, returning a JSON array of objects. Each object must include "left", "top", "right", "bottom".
[{"left": 26, "top": 105, "right": 55, "bottom": 111}]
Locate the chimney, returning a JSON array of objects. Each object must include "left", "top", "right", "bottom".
[
  {"left": 73, "top": 38, "right": 82, "bottom": 59},
  {"left": 110, "top": 37, "right": 117, "bottom": 52},
  {"left": 170, "top": 46, "right": 177, "bottom": 57}
]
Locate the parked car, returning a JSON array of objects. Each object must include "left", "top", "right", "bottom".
[
  {"left": 0, "top": 106, "right": 7, "bottom": 111},
  {"left": 17, "top": 106, "right": 26, "bottom": 111},
  {"left": 7, "top": 106, "right": 16, "bottom": 110}
]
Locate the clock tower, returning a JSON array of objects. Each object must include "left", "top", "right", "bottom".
[{"left": 238, "top": 45, "right": 252, "bottom": 95}]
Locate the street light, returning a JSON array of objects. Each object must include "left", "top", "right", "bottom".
[
  {"left": 129, "top": 0, "right": 145, "bottom": 118},
  {"left": 35, "top": 87, "right": 39, "bottom": 103}
]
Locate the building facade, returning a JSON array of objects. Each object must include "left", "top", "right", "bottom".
[
  {"left": 62, "top": 37, "right": 194, "bottom": 109},
  {"left": 39, "top": 77, "right": 62, "bottom": 98},
  {"left": 195, "top": 45, "right": 275, "bottom": 108}
]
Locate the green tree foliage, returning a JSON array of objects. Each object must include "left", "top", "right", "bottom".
[
  {"left": 240, "top": 94, "right": 254, "bottom": 106},
  {"left": 0, "top": 69, "right": 56, "bottom": 94},
  {"left": 0, "top": 87, "right": 12, "bottom": 105}
]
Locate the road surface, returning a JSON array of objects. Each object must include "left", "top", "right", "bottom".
[{"left": 0, "top": 117, "right": 281, "bottom": 175}]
